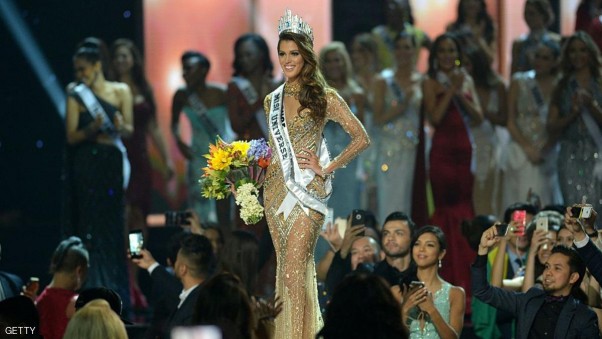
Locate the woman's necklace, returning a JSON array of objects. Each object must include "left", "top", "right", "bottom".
[{"left": 284, "top": 82, "right": 301, "bottom": 97}]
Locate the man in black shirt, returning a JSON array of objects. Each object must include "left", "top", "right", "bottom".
[{"left": 472, "top": 225, "right": 599, "bottom": 338}]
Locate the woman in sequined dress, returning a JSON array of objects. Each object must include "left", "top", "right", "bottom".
[
  {"left": 263, "top": 11, "right": 370, "bottom": 338},
  {"left": 548, "top": 32, "right": 602, "bottom": 211},
  {"left": 373, "top": 32, "right": 423, "bottom": 221},
  {"left": 350, "top": 33, "right": 382, "bottom": 212},
  {"left": 505, "top": 40, "right": 562, "bottom": 208},
  {"left": 422, "top": 33, "right": 482, "bottom": 307},
  {"left": 401, "top": 226, "right": 465, "bottom": 338},
  {"left": 319, "top": 41, "right": 366, "bottom": 218}
]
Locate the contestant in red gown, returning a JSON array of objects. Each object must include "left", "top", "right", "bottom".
[{"left": 422, "top": 33, "right": 483, "bottom": 310}]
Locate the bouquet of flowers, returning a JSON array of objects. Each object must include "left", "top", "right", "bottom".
[{"left": 200, "top": 137, "right": 272, "bottom": 225}]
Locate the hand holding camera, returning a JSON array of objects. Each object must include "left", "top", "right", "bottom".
[{"left": 565, "top": 204, "right": 597, "bottom": 242}]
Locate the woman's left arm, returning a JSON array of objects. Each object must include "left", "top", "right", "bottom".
[
  {"left": 117, "top": 83, "right": 134, "bottom": 137},
  {"left": 322, "top": 91, "right": 371, "bottom": 176}
]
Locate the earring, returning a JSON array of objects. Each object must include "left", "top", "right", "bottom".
[{"left": 438, "top": 259, "right": 442, "bottom": 269}]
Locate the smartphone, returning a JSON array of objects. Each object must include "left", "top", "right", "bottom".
[
  {"left": 536, "top": 217, "right": 550, "bottom": 250},
  {"left": 495, "top": 223, "right": 510, "bottom": 237},
  {"left": 571, "top": 206, "right": 593, "bottom": 219},
  {"left": 322, "top": 208, "right": 334, "bottom": 232},
  {"left": 351, "top": 209, "right": 366, "bottom": 236},
  {"left": 536, "top": 217, "right": 548, "bottom": 232},
  {"left": 25, "top": 277, "right": 39, "bottom": 295},
  {"left": 512, "top": 210, "right": 527, "bottom": 236},
  {"left": 409, "top": 281, "right": 425, "bottom": 291},
  {"left": 128, "top": 229, "right": 144, "bottom": 259}
]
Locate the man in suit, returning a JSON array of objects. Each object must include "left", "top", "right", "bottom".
[
  {"left": 473, "top": 224, "right": 599, "bottom": 339},
  {"left": 133, "top": 233, "right": 215, "bottom": 339}
]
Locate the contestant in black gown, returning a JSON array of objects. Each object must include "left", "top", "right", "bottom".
[{"left": 64, "top": 41, "right": 133, "bottom": 309}]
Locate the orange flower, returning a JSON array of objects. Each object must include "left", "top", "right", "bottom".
[{"left": 258, "top": 158, "right": 270, "bottom": 168}]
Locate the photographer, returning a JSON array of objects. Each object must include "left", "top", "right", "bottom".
[{"left": 472, "top": 224, "right": 599, "bottom": 338}]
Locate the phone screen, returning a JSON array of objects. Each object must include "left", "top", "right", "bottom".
[
  {"left": 128, "top": 230, "right": 144, "bottom": 258},
  {"left": 512, "top": 210, "right": 527, "bottom": 236}
]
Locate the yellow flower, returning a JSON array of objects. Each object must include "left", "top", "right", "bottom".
[
  {"left": 208, "top": 148, "right": 233, "bottom": 171},
  {"left": 231, "top": 141, "right": 250, "bottom": 161}
]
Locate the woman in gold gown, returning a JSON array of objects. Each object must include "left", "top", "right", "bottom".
[{"left": 263, "top": 10, "right": 370, "bottom": 338}]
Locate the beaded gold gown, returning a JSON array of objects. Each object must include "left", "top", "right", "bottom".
[{"left": 263, "top": 85, "right": 370, "bottom": 338}]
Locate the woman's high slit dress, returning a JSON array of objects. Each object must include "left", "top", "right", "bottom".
[
  {"left": 263, "top": 87, "right": 370, "bottom": 338},
  {"left": 429, "top": 92, "right": 476, "bottom": 311}
]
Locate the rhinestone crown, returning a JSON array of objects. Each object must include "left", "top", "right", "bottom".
[{"left": 277, "top": 9, "right": 314, "bottom": 43}]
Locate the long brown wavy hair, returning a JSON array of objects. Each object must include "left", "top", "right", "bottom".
[
  {"left": 552, "top": 31, "right": 602, "bottom": 108},
  {"left": 278, "top": 31, "right": 329, "bottom": 121}
]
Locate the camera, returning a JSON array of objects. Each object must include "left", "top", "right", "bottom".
[
  {"left": 571, "top": 206, "right": 593, "bottom": 219},
  {"left": 165, "top": 210, "right": 192, "bottom": 227}
]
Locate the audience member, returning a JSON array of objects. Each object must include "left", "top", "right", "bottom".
[
  {"left": 522, "top": 210, "right": 563, "bottom": 291},
  {"left": 471, "top": 203, "right": 535, "bottom": 338},
  {"left": 473, "top": 225, "right": 599, "bottom": 338},
  {"left": 317, "top": 273, "right": 408, "bottom": 339},
  {"left": 401, "top": 226, "right": 465, "bottom": 338},
  {"left": 219, "top": 230, "right": 260, "bottom": 297},
  {"left": 35, "top": 236, "right": 88, "bottom": 339},
  {"left": 374, "top": 211, "right": 415, "bottom": 286},
  {"left": 192, "top": 272, "right": 255, "bottom": 339},
  {"left": 0, "top": 296, "right": 40, "bottom": 338},
  {"left": 75, "top": 287, "right": 126, "bottom": 320},
  {"left": 132, "top": 233, "right": 215, "bottom": 338},
  {"left": 461, "top": 214, "right": 498, "bottom": 251},
  {"left": 0, "top": 243, "right": 25, "bottom": 302},
  {"left": 63, "top": 299, "right": 128, "bottom": 339}
]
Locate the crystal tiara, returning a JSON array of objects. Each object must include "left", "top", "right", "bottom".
[{"left": 277, "top": 9, "right": 314, "bottom": 43}]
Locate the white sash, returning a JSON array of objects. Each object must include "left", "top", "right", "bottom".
[
  {"left": 268, "top": 84, "right": 332, "bottom": 218},
  {"left": 436, "top": 71, "right": 476, "bottom": 174},
  {"left": 73, "top": 83, "right": 130, "bottom": 189},
  {"left": 232, "top": 76, "right": 269, "bottom": 137}
]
